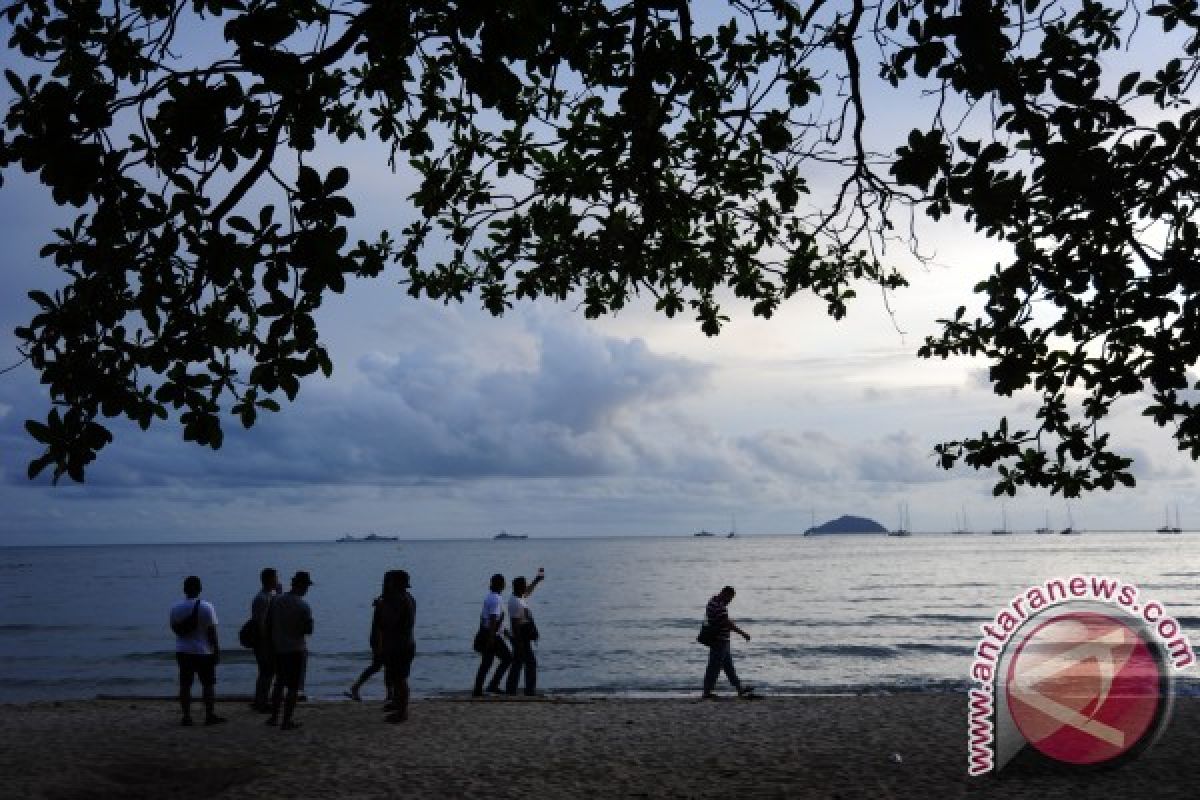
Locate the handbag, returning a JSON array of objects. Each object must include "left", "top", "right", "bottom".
[
  {"left": 524, "top": 610, "right": 540, "bottom": 643},
  {"left": 696, "top": 622, "right": 718, "bottom": 647},
  {"left": 238, "top": 618, "right": 257, "bottom": 649},
  {"left": 472, "top": 627, "right": 490, "bottom": 653}
]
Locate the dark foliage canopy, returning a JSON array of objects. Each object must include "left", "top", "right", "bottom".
[{"left": 1, "top": 0, "right": 1197, "bottom": 495}]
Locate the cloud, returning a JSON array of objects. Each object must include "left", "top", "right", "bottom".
[
  {"left": 0, "top": 313, "right": 714, "bottom": 490},
  {"left": 734, "top": 427, "right": 948, "bottom": 486}
]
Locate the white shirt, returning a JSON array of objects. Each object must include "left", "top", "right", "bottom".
[
  {"left": 170, "top": 598, "right": 217, "bottom": 655},
  {"left": 508, "top": 594, "right": 528, "bottom": 624},
  {"left": 480, "top": 591, "right": 504, "bottom": 626}
]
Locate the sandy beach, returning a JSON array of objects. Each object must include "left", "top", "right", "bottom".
[{"left": 1, "top": 694, "right": 1197, "bottom": 798}]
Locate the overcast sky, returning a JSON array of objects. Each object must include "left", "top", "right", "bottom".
[{"left": 1, "top": 7, "right": 1197, "bottom": 545}]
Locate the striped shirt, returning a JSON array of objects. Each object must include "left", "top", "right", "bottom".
[{"left": 705, "top": 595, "right": 731, "bottom": 641}]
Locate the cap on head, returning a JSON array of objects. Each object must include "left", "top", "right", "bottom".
[
  {"left": 292, "top": 570, "right": 314, "bottom": 588},
  {"left": 394, "top": 570, "right": 411, "bottom": 589},
  {"left": 719, "top": 585, "right": 736, "bottom": 600},
  {"left": 183, "top": 575, "right": 202, "bottom": 597}
]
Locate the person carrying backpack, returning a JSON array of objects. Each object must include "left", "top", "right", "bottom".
[
  {"left": 169, "top": 575, "right": 224, "bottom": 726},
  {"left": 249, "top": 567, "right": 280, "bottom": 712}
]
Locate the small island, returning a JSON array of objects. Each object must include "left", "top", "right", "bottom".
[{"left": 803, "top": 515, "right": 888, "bottom": 535}]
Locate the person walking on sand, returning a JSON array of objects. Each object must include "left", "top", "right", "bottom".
[
  {"left": 377, "top": 569, "right": 417, "bottom": 723},
  {"left": 505, "top": 567, "right": 544, "bottom": 696},
  {"left": 702, "top": 586, "right": 753, "bottom": 699},
  {"left": 250, "top": 567, "right": 280, "bottom": 713},
  {"left": 344, "top": 574, "right": 390, "bottom": 705},
  {"left": 169, "top": 575, "right": 224, "bottom": 726},
  {"left": 267, "top": 571, "right": 314, "bottom": 730},
  {"left": 473, "top": 573, "right": 511, "bottom": 697}
]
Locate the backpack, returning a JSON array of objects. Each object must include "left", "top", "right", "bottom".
[
  {"left": 241, "top": 594, "right": 275, "bottom": 649},
  {"left": 171, "top": 599, "right": 202, "bottom": 637}
]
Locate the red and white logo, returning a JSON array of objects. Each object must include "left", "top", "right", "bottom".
[{"left": 1005, "top": 611, "right": 1164, "bottom": 766}]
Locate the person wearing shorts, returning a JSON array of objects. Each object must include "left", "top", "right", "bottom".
[{"left": 169, "top": 575, "right": 224, "bottom": 726}]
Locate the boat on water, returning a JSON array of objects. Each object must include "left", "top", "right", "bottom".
[
  {"left": 1035, "top": 509, "right": 1052, "bottom": 535},
  {"left": 1157, "top": 505, "right": 1183, "bottom": 534},
  {"left": 1060, "top": 506, "right": 1082, "bottom": 535},
  {"left": 694, "top": 530, "right": 716, "bottom": 537},
  {"left": 494, "top": 531, "right": 528, "bottom": 540},
  {"left": 991, "top": 504, "right": 1012, "bottom": 535},
  {"left": 337, "top": 533, "right": 399, "bottom": 542},
  {"left": 951, "top": 505, "right": 971, "bottom": 534},
  {"left": 888, "top": 503, "right": 912, "bottom": 537}
]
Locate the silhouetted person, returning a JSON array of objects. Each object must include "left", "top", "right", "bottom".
[
  {"left": 267, "top": 571, "right": 314, "bottom": 730},
  {"left": 345, "top": 573, "right": 389, "bottom": 704},
  {"left": 506, "top": 567, "right": 544, "bottom": 696},
  {"left": 473, "top": 573, "right": 511, "bottom": 696},
  {"left": 378, "top": 569, "right": 416, "bottom": 723},
  {"left": 169, "top": 575, "right": 224, "bottom": 726},
  {"left": 251, "top": 567, "right": 280, "bottom": 712},
  {"left": 702, "top": 586, "right": 752, "bottom": 699}
]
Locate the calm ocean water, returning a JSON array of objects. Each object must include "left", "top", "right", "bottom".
[{"left": 1, "top": 534, "right": 1198, "bottom": 702}]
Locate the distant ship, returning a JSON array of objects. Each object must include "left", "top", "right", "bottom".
[
  {"left": 694, "top": 530, "right": 716, "bottom": 537},
  {"left": 991, "top": 505, "right": 1012, "bottom": 535},
  {"left": 494, "top": 531, "right": 528, "bottom": 540},
  {"left": 337, "top": 533, "right": 399, "bottom": 542},
  {"left": 888, "top": 503, "right": 913, "bottom": 537},
  {"left": 1060, "top": 506, "right": 1082, "bottom": 535},
  {"left": 1157, "top": 505, "right": 1182, "bottom": 534}
]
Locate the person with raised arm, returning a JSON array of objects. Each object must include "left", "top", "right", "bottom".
[{"left": 506, "top": 567, "right": 545, "bottom": 696}]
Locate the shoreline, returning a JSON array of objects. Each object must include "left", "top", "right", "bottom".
[
  {"left": 2, "top": 695, "right": 1199, "bottom": 798},
  {"left": 9, "top": 674, "right": 1198, "bottom": 706}
]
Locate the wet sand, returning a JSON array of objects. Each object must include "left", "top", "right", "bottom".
[{"left": 1, "top": 694, "right": 1198, "bottom": 798}]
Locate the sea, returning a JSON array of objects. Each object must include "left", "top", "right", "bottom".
[{"left": 1, "top": 534, "right": 1198, "bottom": 703}]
